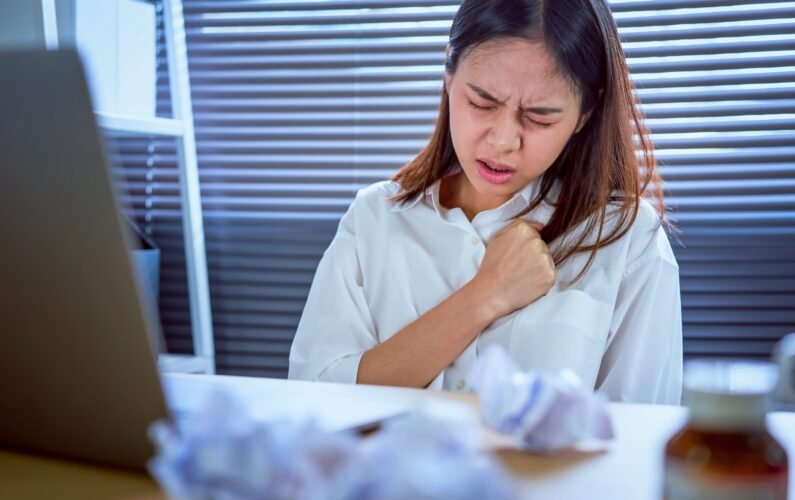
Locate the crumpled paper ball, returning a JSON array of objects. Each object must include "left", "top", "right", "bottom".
[
  {"left": 148, "top": 391, "right": 360, "bottom": 500},
  {"left": 337, "top": 402, "right": 516, "bottom": 500},
  {"left": 148, "top": 391, "right": 518, "bottom": 500},
  {"left": 467, "top": 344, "right": 614, "bottom": 453}
]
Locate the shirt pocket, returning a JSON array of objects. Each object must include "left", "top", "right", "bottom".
[{"left": 507, "top": 289, "right": 612, "bottom": 390}]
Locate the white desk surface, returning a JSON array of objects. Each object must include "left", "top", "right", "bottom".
[{"left": 2, "top": 373, "right": 794, "bottom": 500}]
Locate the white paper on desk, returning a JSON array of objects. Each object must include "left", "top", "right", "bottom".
[
  {"left": 161, "top": 374, "right": 414, "bottom": 434},
  {"left": 468, "top": 345, "right": 614, "bottom": 453}
]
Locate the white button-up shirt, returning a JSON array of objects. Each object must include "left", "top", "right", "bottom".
[{"left": 288, "top": 174, "right": 683, "bottom": 404}]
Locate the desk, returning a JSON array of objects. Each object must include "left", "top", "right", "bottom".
[{"left": 2, "top": 373, "right": 794, "bottom": 500}]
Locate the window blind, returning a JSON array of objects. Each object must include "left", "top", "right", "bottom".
[
  {"left": 608, "top": 0, "right": 795, "bottom": 359},
  {"left": 182, "top": 1, "right": 467, "bottom": 377},
  {"left": 117, "top": 0, "right": 795, "bottom": 377}
]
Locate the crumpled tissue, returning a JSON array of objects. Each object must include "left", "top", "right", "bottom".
[
  {"left": 468, "top": 345, "right": 614, "bottom": 453},
  {"left": 148, "top": 392, "right": 517, "bottom": 500}
]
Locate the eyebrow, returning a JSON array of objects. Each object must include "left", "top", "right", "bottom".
[{"left": 466, "top": 83, "right": 564, "bottom": 115}]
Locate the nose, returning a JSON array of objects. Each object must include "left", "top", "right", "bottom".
[{"left": 487, "top": 112, "right": 522, "bottom": 153}]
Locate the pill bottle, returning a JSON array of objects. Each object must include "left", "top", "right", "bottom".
[{"left": 663, "top": 359, "right": 788, "bottom": 499}]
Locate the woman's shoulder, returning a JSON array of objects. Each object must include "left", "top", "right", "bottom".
[
  {"left": 619, "top": 197, "right": 678, "bottom": 271},
  {"left": 556, "top": 197, "right": 674, "bottom": 276},
  {"left": 350, "top": 180, "right": 411, "bottom": 213},
  {"left": 629, "top": 197, "right": 663, "bottom": 233},
  {"left": 355, "top": 179, "right": 401, "bottom": 200}
]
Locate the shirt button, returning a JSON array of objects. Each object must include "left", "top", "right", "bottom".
[
  {"left": 470, "top": 235, "right": 480, "bottom": 246},
  {"left": 456, "top": 379, "right": 466, "bottom": 390}
]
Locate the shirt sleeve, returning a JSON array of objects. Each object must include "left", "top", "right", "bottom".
[
  {"left": 595, "top": 245, "right": 684, "bottom": 404},
  {"left": 287, "top": 202, "right": 378, "bottom": 383}
]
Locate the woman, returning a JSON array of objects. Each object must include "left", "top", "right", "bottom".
[{"left": 288, "top": 0, "right": 682, "bottom": 404}]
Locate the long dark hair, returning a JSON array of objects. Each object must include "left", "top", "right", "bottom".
[{"left": 392, "top": 0, "right": 663, "bottom": 278}]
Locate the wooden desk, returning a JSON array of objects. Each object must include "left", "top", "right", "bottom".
[{"left": 2, "top": 373, "right": 794, "bottom": 500}]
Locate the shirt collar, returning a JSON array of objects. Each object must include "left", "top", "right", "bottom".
[
  {"left": 389, "top": 166, "right": 461, "bottom": 213},
  {"left": 391, "top": 166, "right": 556, "bottom": 216}
]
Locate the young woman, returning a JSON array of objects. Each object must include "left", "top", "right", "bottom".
[{"left": 288, "top": 0, "right": 682, "bottom": 404}]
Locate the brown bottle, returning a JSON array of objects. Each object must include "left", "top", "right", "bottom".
[{"left": 664, "top": 360, "right": 788, "bottom": 500}]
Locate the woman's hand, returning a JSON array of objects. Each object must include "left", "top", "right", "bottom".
[{"left": 471, "top": 219, "right": 556, "bottom": 320}]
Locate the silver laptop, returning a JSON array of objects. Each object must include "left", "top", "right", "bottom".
[
  {"left": 0, "top": 49, "right": 410, "bottom": 472},
  {"left": 0, "top": 49, "right": 170, "bottom": 471}
]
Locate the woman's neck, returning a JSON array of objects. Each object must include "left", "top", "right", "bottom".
[{"left": 439, "top": 171, "right": 511, "bottom": 221}]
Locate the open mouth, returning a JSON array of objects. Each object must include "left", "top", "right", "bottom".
[
  {"left": 485, "top": 163, "right": 511, "bottom": 173},
  {"left": 477, "top": 160, "right": 516, "bottom": 173},
  {"left": 479, "top": 159, "right": 514, "bottom": 173},
  {"left": 476, "top": 159, "right": 515, "bottom": 184}
]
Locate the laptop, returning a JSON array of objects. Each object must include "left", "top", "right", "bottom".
[
  {"left": 0, "top": 49, "right": 171, "bottom": 470},
  {"left": 0, "top": 49, "right": 410, "bottom": 472}
]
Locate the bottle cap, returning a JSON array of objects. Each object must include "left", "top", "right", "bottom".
[{"left": 683, "top": 359, "right": 779, "bottom": 429}]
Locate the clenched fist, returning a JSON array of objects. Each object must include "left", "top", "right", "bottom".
[{"left": 471, "top": 219, "right": 556, "bottom": 320}]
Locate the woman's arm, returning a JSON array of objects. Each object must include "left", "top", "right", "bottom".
[
  {"left": 595, "top": 240, "right": 683, "bottom": 404},
  {"left": 358, "top": 219, "right": 555, "bottom": 388},
  {"left": 357, "top": 279, "right": 497, "bottom": 387}
]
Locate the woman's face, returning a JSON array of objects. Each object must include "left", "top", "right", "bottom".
[{"left": 445, "top": 37, "right": 588, "bottom": 211}]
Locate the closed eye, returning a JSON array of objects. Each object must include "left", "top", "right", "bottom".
[
  {"left": 469, "top": 100, "right": 554, "bottom": 128},
  {"left": 468, "top": 101, "right": 494, "bottom": 111},
  {"left": 526, "top": 116, "right": 553, "bottom": 128}
]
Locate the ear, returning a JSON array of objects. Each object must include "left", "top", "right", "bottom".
[
  {"left": 574, "top": 108, "right": 593, "bottom": 134},
  {"left": 574, "top": 89, "right": 603, "bottom": 133}
]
